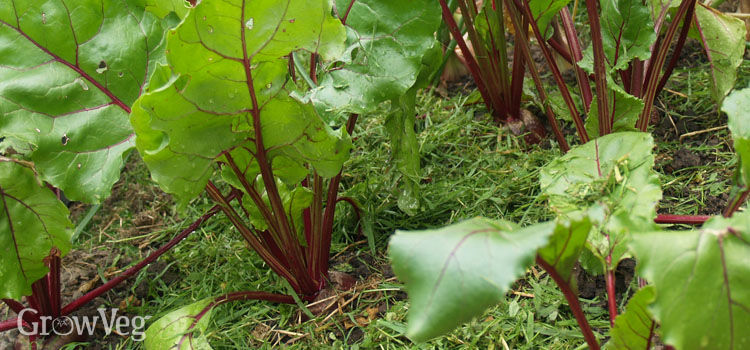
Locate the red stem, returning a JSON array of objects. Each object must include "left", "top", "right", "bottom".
[
  {"left": 630, "top": 59, "right": 645, "bottom": 98},
  {"left": 438, "top": 0, "right": 495, "bottom": 119},
  {"left": 638, "top": 0, "right": 696, "bottom": 131},
  {"left": 653, "top": 3, "right": 694, "bottom": 103},
  {"left": 223, "top": 152, "right": 285, "bottom": 248},
  {"left": 29, "top": 281, "right": 51, "bottom": 320},
  {"left": 455, "top": 0, "right": 509, "bottom": 121},
  {"left": 309, "top": 54, "right": 318, "bottom": 85},
  {"left": 654, "top": 214, "right": 710, "bottom": 225},
  {"left": 240, "top": 2, "right": 313, "bottom": 294},
  {"left": 340, "top": 0, "right": 357, "bottom": 24},
  {"left": 61, "top": 201, "right": 226, "bottom": 315},
  {"left": 503, "top": 0, "right": 570, "bottom": 151},
  {"left": 723, "top": 189, "right": 749, "bottom": 218},
  {"left": 44, "top": 249, "right": 61, "bottom": 319},
  {"left": 179, "top": 291, "right": 298, "bottom": 347},
  {"left": 559, "top": 8, "right": 593, "bottom": 111},
  {"left": 318, "top": 114, "right": 359, "bottom": 279},
  {"left": 536, "top": 256, "right": 600, "bottom": 350},
  {"left": 517, "top": 0, "right": 589, "bottom": 143},
  {"left": 2, "top": 299, "right": 40, "bottom": 325},
  {"left": 584, "top": 0, "right": 611, "bottom": 136},
  {"left": 508, "top": 30, "right": 526, "bottom": 118},
  {"left": 309, "top": 173, "right": 325, "bottom": 284},
  {"left": 0, "top": 318, "right": 22, "bottom": 332},
  {"left": 547, "top": 37, "right": 573, "bottom": 64},
  {"left": 605, "top": 267, "right": 617, "bottom": 327},
  {"left": 206, "top": 182, "right": 303, "bottom": 292}
]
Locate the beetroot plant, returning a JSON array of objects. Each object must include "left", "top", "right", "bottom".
[
  {"left": 438, "top": 0, "right": 565, "bottom": 149},
  {"left": 129, "top": 0, "right": 440, "bottom": 346},
  {"left": 388, "top": 85, "right": 750, "bottom": 349}
]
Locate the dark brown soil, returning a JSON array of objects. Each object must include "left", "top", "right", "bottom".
[{"left": 575, "top": 259, "right": 637, "bottom": 303}]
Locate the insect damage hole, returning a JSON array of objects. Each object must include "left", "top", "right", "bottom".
[
  {"left": 61, "top": 134, "right": 70, "bottom": 145},
  {"left": 96, "top": 60, "right": 108, "bottom": 74}
]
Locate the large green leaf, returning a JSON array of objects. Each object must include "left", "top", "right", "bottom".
[
  {"left": 604, "top": 286, "right": 656, "bottom": 350},
  {"left": 723, "top": 86, "right": 750, "bottom": 186},
  {"left": 630, "top": 213, "right": 750, "bottom": 349},
  {"left": 0, "top": 160, "right": 72, "bottom": 299},
  {"left": 691, "top": 4, "right": 746, "bottom": 104},
  {"left": 389, "top": 218, "right": 554, "bottom": 342},
  {"left": 540, "top": 132, "right": 661, "bottom": 271},
  {"left": 600, "top": 0, "right": 656, "bottom": 71},
  {"left": 0, "top": 0, "right": 169, "bottom": 203},
  {"left": 144, "top": 298, "right": 214, "bottom": 350},
  {"left": 131, "top": 0, "right": 351, "bottom": 206}
]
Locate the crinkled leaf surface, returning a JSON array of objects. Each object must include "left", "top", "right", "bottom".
[
  {"left": 604, "top": 286, "right": 656, "bottom": 350},
  {"left": 630, "top": 213, "right": 750, "bottom": 349},
  {"left": 0, "top": 0, "right": 169, "bottom": 203},
  {"left": 0, "top": 161, "right": 72, "bottom": 299},
  {"left": 723, "top": 86, "right": 750, "bottom": 186},
  {"left": 691, "top": 4, "right": 745, "bottom": 104},
  {"left": 314, "top": 0, "right": 441, "bottom": 114},
  {"left": 144, "top": 298, "right": 214, "bottom": 350},
  {"left": 131, "top": 0, "right": 350, "bottom": 206},
  {"left": 540, "top": 132, "right": 661, "bottom": 270},
  {"left": 389, "top": 218, "right": 554, "bottom": 342}
]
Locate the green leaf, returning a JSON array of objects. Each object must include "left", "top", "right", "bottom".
[
  {"left": 0, "top": 0, "right": 169, "bottom": 203},
  {"left": 528, "top": 0, "right": 572, "bottom": 38},
  {"left": 131, "top": 0, "right": 350, "bottom": 206},
  {"left": 537, "top": 215, "right": 592, "bottom": 283},
  {"left": 314, "top": 0, "right": 441, "bottom": 114},
  {"left": 585, "top": 84, "right": 644, "bottom": 138},
  {"left": 540, "top": 132, "right": 661, "bottom": 270},
  {"left": 604, "top": 286, "right": 656, "bottom": 350},
  {"left": 385, "top": 85, "right": 422, "bottom": 216},
  {"left": 600, "top": 0, "right": 656, "bottom": 71},
  {"left": 388, "top": 218, "right": 554, "bottom": 342},
  {"left": 691, "top": 4, "right": 746, "bottom": 104},
  {"left": 0, "top": 160, "right": 72, "bottom": 299},
  {"left": 723, "top": 86, "right": 750, "bottom": 186},
  {"left": 144, "top": 298, "right": 214, "bottom": 350},
  {"left": 474, "top": 1, "right": 507, "bottom": 54},
  {"left": 630, "top": 212, "right": 750, "bottom": 350},
  {"left": 540, "top": 132, "right": 660, "bottom": 221}
]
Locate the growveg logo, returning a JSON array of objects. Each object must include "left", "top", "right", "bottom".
[{"left": 17, "top": 308, "right": 151, "bottom": 341}]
